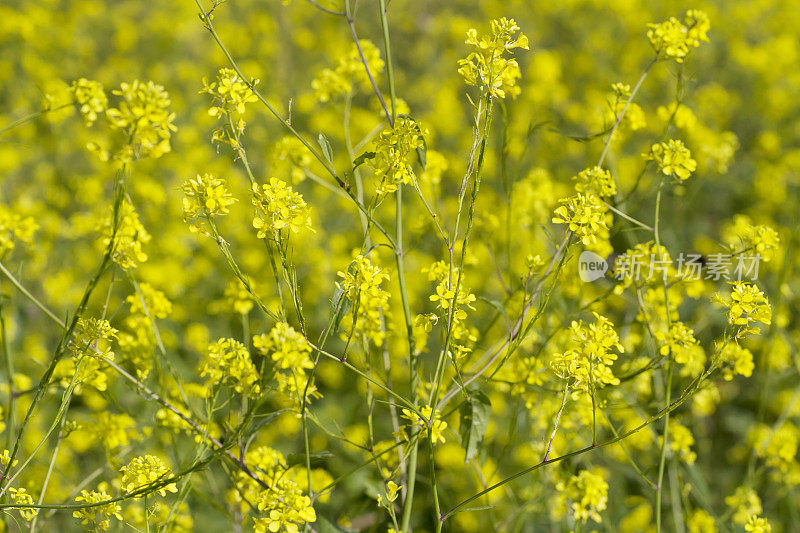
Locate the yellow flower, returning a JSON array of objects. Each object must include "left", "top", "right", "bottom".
[
  {"left": 251, "top": 178, "right": 313, "bottom": 237},
  {"left": 647, "top": 10, "right": 710, "bottom": 63},
  {"left": 714, "top": 282, "right": 771, "bottom": 336},
  {"left": 458, "top": 17, "right": 529, "bottom": 98},
  {"left": 199, "top": 338, "right": 261, "bottom": 397},
  {"left": 119, "top": 455, "right": 178, "bottom": 497},
  {"left": 556, "top": 468, "right": 609, "bottom": 524},
  {"left": 70, "top": 78, "right": 108, "bottom": 126},
  {"left": 552, "top": 193, "right": 609, "bottom": 246},
  {"left": 648, "top": 139, "right": 697, "bottom": 181},
  {"left": 73, "top": 484, "right": 123, "bottom": 531},
  {"left": 402, "top": 406, "right": 447, "bottom": 444},
  {"left": 181, "top": 173, "right": 237, "bottom": 234}
]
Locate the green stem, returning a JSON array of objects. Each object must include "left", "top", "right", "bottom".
[{"left": 653, "top": 175, "right": 675, "bottom": 532}]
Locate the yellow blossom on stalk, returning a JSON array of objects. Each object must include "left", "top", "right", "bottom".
[
  {"left": 69, "top": 318, "right": 118, "bottom": 359},
  {"left": 272, "top": 136, "right": 312, "bottom": 183},
  {"left": 402, "top": 406, "right": 447, "bottom": 444},
  {"left": 0, "top": 205, "right": 38, "bottom": 255},
  {"left": 648, "top": 139, "right": 697, "bottom": 181},
  {"left": 337, "top": 255, "right": 391, "bottom": 345},
  {"left": 102, "top": 80, "right": 177, "bottom": 161},
  {"left": 610, "top": 83, "right": 646, "bottom": 130},
  {"left": 253, "top": 322, "right": 313, "bottom": 371},
  {"left": 181, "top": 173, "right": 237, "bottom": 234},
  {"left": 102, "top": 199, "right": 151, "bottom": 270},
  {"left": 719, "top": 342, "right": 754, "bottom": 380},
  {"left": 199, "top": 338, "right": 261, "bottom": 397},
  {"left": 254, "top": 479, "right": 317, "bottom": 533},
  {"left": 714, "top": 282, "right": 771, "bottom": 336},
  {"left": 73, "top": 483, "right": 123, "bottom": 531},
  {"left": 229, "top": 446, "right": 316, "bottom": 532},
  {"left": 311, "top": 39, "right": 384, "bottom": 102},
  {"left": 552, "top": 193, "right": 609, "bottom": 246},
  {"left": 745, "top": 515, "right": 771, "bottom": 533},
  {"left": 8, "top": 487, "right": 38, "bottom": 521},
  {"left": 550, "top": 313, "right": 623, "bottom": 395},
  {"left": 573, "top": 166, "right": 617, "bottom": 197},
  {"left": 726, "top": 487, "right": 762, "bottom": 525},
  {"left": 223, "top": 279, "right": 254, "bottom": 315},
  {"left": 89, "top": 412, "right": 136, "bottom": 451},
  {"left": 749, "top": 423, "right": 800, "bottom": 474},
  {"left": 663, "top": 421, "right": 697, "bottom": 463},
  {"left": 70, "top": 78, "right": 107, "bottom": 126},
  {"left": 365, "top": 117, "right": 426, "bottom": 196},
  {"left": 458, "top": 17, "right": 529, "bottom": 98},
  {"left": 722, "top": 215, "right": 781, "bottom": 262},
  {"left": 251, "top": 178, "right": 313, "bottom": 237},
  {"left": 125, "top": 282, "right": 173, "bottom": 319},
  {"left": 647, "top": 10, "right": 710, "bottom": 63},
  {"left": 201, "top": 67, "right": 258, "bottom": 117},
  {"left": 555, "top": 468, "right": 609, "bottom": 524},
  {"left": 687, "top": 509, "right": 716, "bottom": 533},
  {"left": 425, "top": 263, "right": 478, "bottom": 359},
  {"left": 119, "top": 455, "right": 178, "bottom": 497},
  {"left": 655, "top": 321, "right": 700, "bottom": 361}
]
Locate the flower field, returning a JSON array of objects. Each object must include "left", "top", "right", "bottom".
[{"left": 0, "top": 1, "right": 799, "bottom": 531}]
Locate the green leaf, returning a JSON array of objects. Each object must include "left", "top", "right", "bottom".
[
  {"left": 459, "top": 389, "right": 491, "bottom": 462},
  {"left": 318, "top": 133, "right": 334, "bottom": 163},
  {"left": 330, "top": 269, "right": 354, "bottom": 335},
  {"left": 286, "top": 451, "right": 334, "bottom": 468},
  {"left": 352, "top": 151, "right": 376, "bottom": 169}
]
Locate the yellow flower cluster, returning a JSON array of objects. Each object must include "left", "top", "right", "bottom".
[
  {"left": 665, "top": 421, "right": 697, "bottom": 463},
  {"left": 230, "top": 446, "right": 317, "bottom": 533},
  {"left": 722, "top": 215, "right": 781, "bottom": 262},
  {"left": 89, "top": 80, "right": 177, "bottom": 162},
  {"left": 647, "top": 10, "right": 710, "bottom": 63},
  {"left": 366, "top": 117, "right": 426, "bottom": 196},
  {"left": 402, "top": 405, "right": 448, "bottom": 444},
  {"left": 202, "top": 67, "right": 258, "bottom": 118},
  {"left": 251, "top": 178, "right": 313, "bottom": 238},
  {"left": 715, "top": 281, "right": 772, "bottom": 336},
  {"left": 8, "top": 487, "right": 38, "bottom": 521},
  {"left": 199, "top": 338, "right": 261, "bottom": 397},
  {"left": 655, "top": 321, "right": 701, "bottom": 363},
  {"left": 550, "top": 313, "right": 623, "bottom": 394},
  {"left": 70, "top": 78, "right": 108, "bottom": 126},
  {"left": 73, "top": 483, "right": 123, "bottom": 531},
  {"left": 311, "top": 39, "right": 384, "bottom": 102},
  {"left": 181, "top": 173, "right": 237, "bottom": 234},
  {"left": 337, "top": 254, "right": 391, "bottom": 346},
  {"left": 426, "top": 261, "right": 478, "bottom": 360},
  {"left": 119, "top": 454, "right": 178, "bottom": 497},
  {"left": 0, "top": 204, "right": 38, "bottom": 255},
  {"left": 648, "top": 139, "right": 697, "bottom": 181},
  {"left": 572, "top": 166, "right": 617, "bottom": 198},
  {"left": 201, "top": 67, "right": 258, "bottom": 147},
  {"left": 117, "top": 283, "right": 173, "bottom": 379},
  {"left": 253, "top": 322, "right": 317, "bottom": 402},
  {"left": 552, "top": 193, "right": 609, "bottom": 246},
  {"left": 458, "top": 17, "right": 529, "bottom": 98},
  {"left": 102, "top": 199, "right": 151, "bottom": 270},
  {"left": 555, "top": 468, "right": 609, "bottom": 524},
  {"left": 55, "top": 317, "right": 118, "bottom": 392}
]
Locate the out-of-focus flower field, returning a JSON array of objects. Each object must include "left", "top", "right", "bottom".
[{"left": 1, "top": 0, "right": 799, "bottom": 531}]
